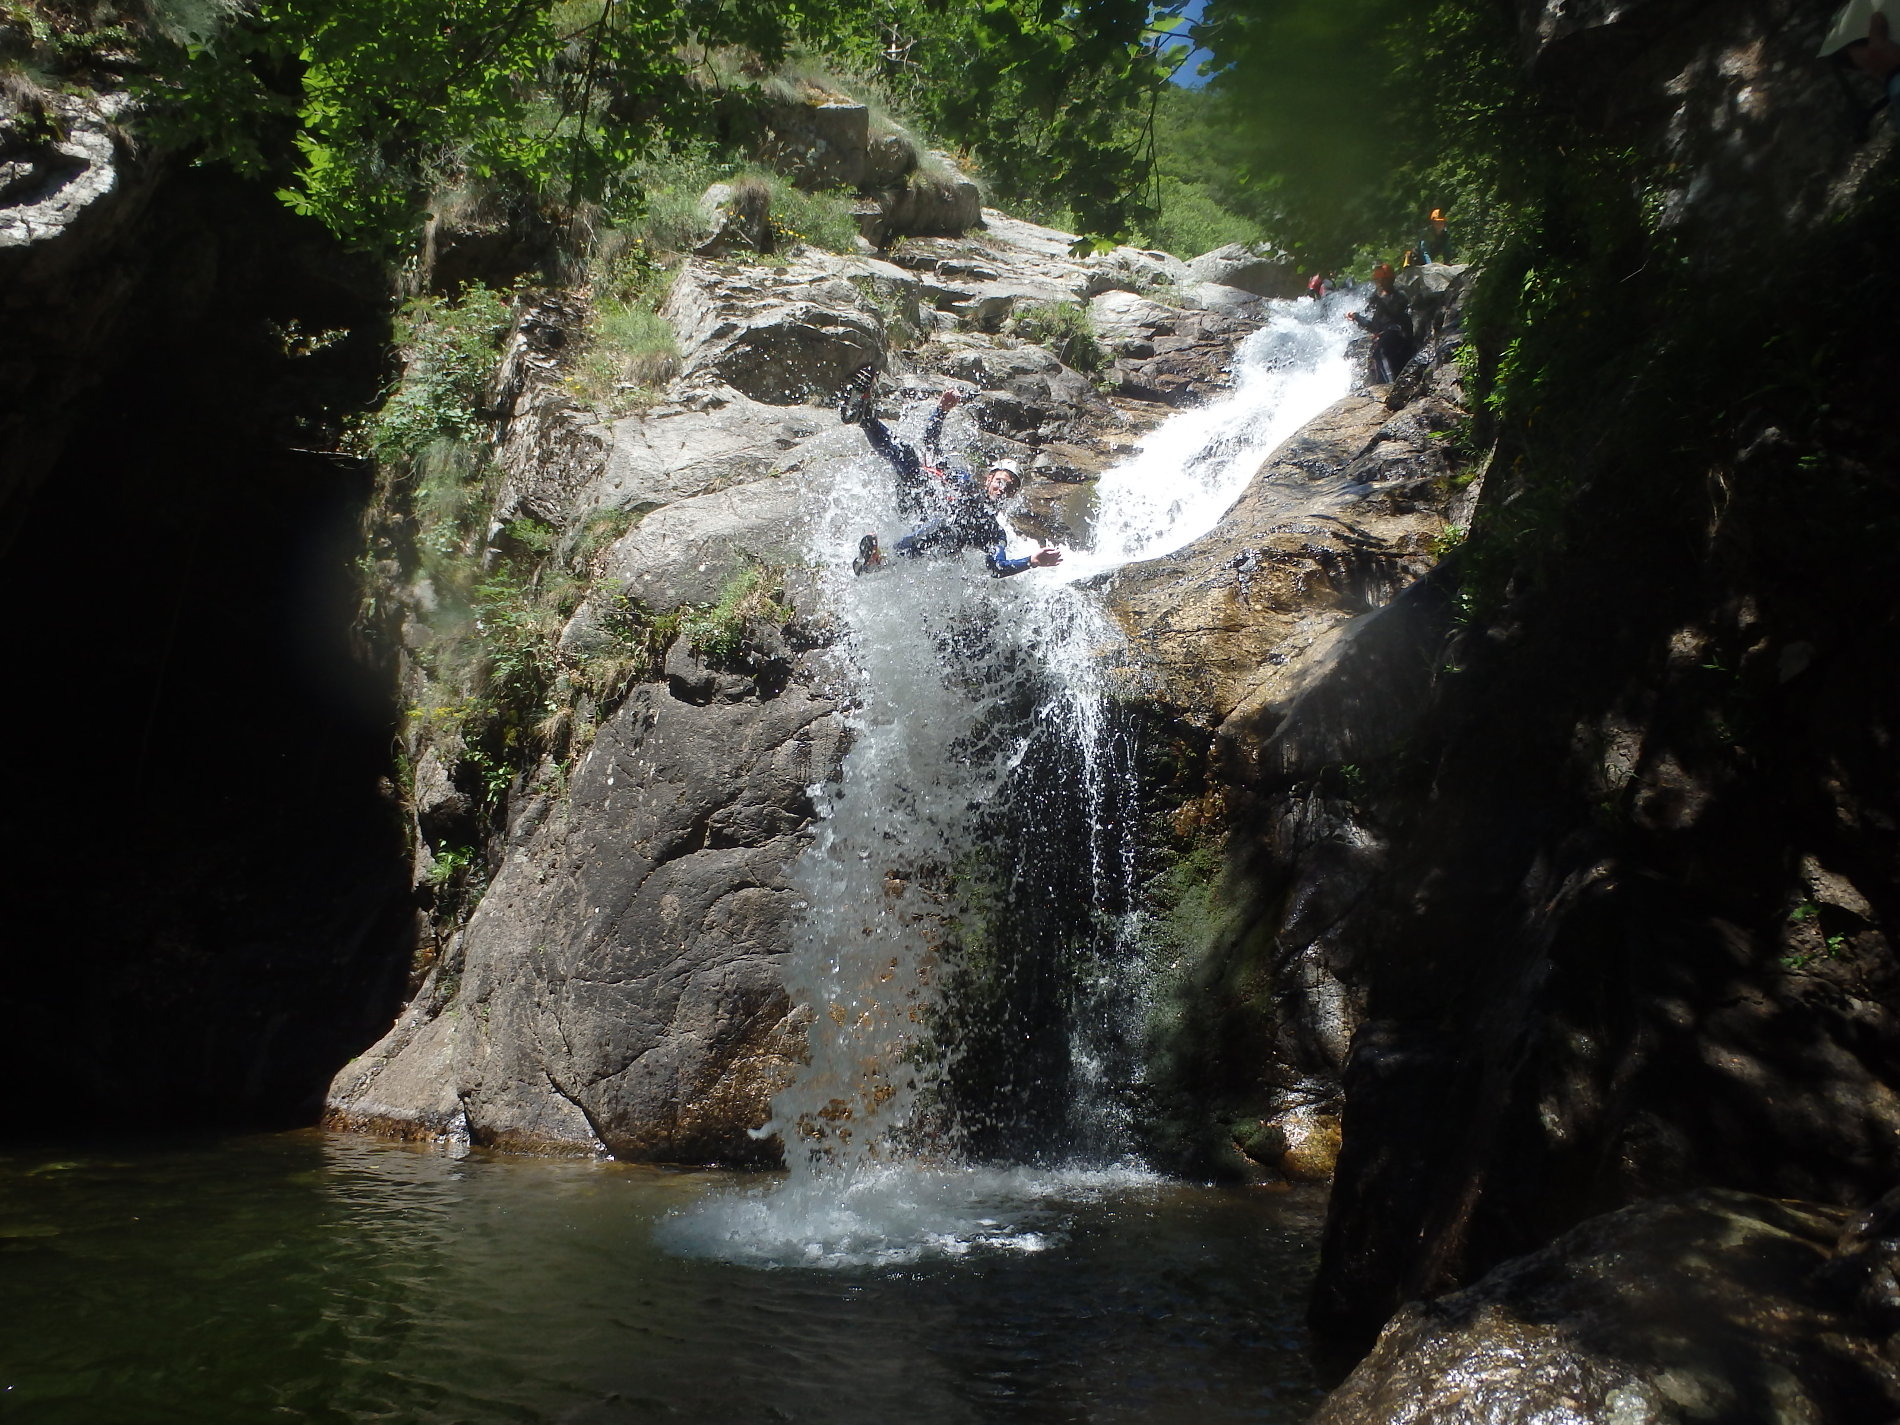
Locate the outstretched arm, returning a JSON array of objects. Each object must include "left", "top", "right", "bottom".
[
  {"left": 987, "top": 543, "right": 1063, "bottom": 577},
  {"left": 922, "top": 389, "right": 959, "bottom": 460}
]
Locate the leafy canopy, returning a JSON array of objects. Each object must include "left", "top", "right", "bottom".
[
  {"left": 1190, "top": 0, "right": 1533, "bottom": 264},
  {"left": 137, "top": 0, "right": 1183, "bottom": 246},
  {"left": 856, "top": 0, "right": 1186, "bottom": 237},
  {"left": 144, "top": 0, "right": 849, "bottom": 241}
]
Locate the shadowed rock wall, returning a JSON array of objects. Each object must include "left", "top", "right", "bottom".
[
  {"left": 1303, "top": 0, "right": 1900, "bottom": 1363},
  {"left": 0, "top": 140, "right": 412, "bottom": 1132},
  {"left": 1080, "top": 0, "right": 1900, "bottom": 1400},
  {"left": 1116, "top": 0, "right": 1900, "bottom": 1390}
]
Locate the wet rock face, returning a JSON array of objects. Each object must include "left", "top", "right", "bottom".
[
  {"left": 1106, "top": 389, "right": 1463, "bottom": 732},
  {"left": 1090, "top": 288, "right": 1271, "bottom": 406},
  {"left": 1314, "top": 1191, "right": 1900, "bottom": 1424},
  {"left": 330, "top": 212, "right": 1285, "bottom": 1160},
  {"left": 1103, "top": 322, "right": 1472, "bottom": 1181},
  {"left": 326, "top": 673, "right": 843, "bottom": 1162}
]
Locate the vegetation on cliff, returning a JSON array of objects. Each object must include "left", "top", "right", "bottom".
[
  {"left": 3, "top": 0, "right": 1200, "bottom": 244},
  {"left": 1182, "top": 0, "right": 1552, "bottom": 270}
]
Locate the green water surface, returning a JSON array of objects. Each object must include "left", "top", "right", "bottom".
[{"left": 0, "top": 1133, "right": 1323, "bottom": 1424}]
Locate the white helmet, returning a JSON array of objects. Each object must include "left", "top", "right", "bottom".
[
  {"left": 985, "top": 458, "right": 1023, "bottom": 478},
  {"left": 1821, "top": 0, "right": 1893, "bottom": 56}
]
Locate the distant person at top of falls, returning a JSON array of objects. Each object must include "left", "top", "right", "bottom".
[
  {"left": 1421, "top": 208, "right": 1455, "bottom": 264},
  {"left": 1349, "top": 264, "right": 1417, "bottom": 386},
  {"left": 1306, "top": 271, "right": 1335, "bottom": 300},
  {"left": 1821, "top": 0, "right": 1900, "bottom": 126},
  {"left": 838, "top": 366, "right": 1063, "bottom": 578}
]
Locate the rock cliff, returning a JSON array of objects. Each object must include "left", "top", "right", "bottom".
[
  {"left": 323, "top": 209, "right": 1299, "bottom": 1158},
  {"left": 1125, "top": 0, "right": 1900, "bottom": 1404},
  {"left": 1301, "top": 0, "right": 1900, "bottom": 1369}
]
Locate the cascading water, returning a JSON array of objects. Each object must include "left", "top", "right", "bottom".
[
  {"left": 1079, "top": 294, "right": 1357, "bottom": 570},
  {"left": 662, "top": 293, "right": 1355, "bottom": 1267}
]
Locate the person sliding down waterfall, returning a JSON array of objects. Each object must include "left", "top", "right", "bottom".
[{"left": 837, "top": 364, "right": 1063, "bottom": 578}]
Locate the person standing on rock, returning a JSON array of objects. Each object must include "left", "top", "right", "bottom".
[
  {"left": 838, "top": 366, "right": 1063, "bottom": 577},
  {"left": 1421, "top": 208, "right": 1455, "bottom": 264},
  {"left": 1349, "top": 265, "right": 1417, "bottom": 386}
]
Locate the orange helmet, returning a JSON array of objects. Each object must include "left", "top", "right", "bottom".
[
  {"left": 1371, "top": 262, "right": 1395, "bottom": 282},
  {"left": 1429, "top": 208, "right": 1446, "bottom": 222}
]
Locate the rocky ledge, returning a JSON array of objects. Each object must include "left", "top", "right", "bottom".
[{"left": 1317, "top": 1189, "right": 1900, "bottom": 1424}]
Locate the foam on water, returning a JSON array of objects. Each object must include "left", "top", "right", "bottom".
[{"left": 659, "top": 1161, "right": 1162, "bottom": 1269}]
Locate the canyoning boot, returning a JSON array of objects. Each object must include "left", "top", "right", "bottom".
[
  {"left": 837, "top": 364, "right": 878, "bottom": 425},
  {"left": 852, "top": 533, "right": 884, "bottom": 576}
]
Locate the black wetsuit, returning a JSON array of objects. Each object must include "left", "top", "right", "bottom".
[
  {"left": 861, "top": 407, "right": 1035, "bottom": 577},
  {"left": 861, "top": 402, "right": 950, "bottom": 521},
  {"left": 1358, "top": 287, "right": 1416, "bottom": 384}
]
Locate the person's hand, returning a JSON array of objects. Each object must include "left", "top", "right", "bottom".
[
  {"left": 1851, "top": 10, "right": 1900, "bottom": 78},
  {"left": 938, "top": 390, "right": 962, "bottom": 411},
  {"left": 1031, "top": 546, "right": 1063, "bottom": 567}
]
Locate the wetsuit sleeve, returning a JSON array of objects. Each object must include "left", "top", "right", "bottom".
[
  {"left": 987, "top": 540, "right": 1034, "bottom": 577},
  {"left": 922, "top": 401, "right": 950, "bottom": 459}
]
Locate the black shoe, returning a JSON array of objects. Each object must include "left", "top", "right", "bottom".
[
  {"left": 838, "top": 364, "right": 878, "bottom": 425},
  {"left": 852, "top": 533, "right": 883, "bottom": 576}
]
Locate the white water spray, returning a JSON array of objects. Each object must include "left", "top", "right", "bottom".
[
  {"left": 661, "top": 294, "right": 1355, "bottom": 1267},
  {"left": 1077, "top": 294, "right": 1355, "bottom": 572}
]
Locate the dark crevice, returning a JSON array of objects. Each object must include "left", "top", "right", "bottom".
[{"left": 0, "top": 166, "right": 414, "bottom": 1135}]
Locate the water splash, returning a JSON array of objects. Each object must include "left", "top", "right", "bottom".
[
  {"left": 657, "top": 1161, "right": 1159, "bottom": 1269},
  {"left": 666, "top": 294, "right": 1354, "bottom": 1268}
]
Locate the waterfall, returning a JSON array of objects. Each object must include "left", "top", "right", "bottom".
[
  {"left": 1078, "top": 295, "right": 1357, "bottom": 571},
  {"left": 661, "top": 294, "right": 1354, "bottom": 1267}
]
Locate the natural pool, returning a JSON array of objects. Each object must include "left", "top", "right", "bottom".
[{"left": 1, "top": 1132, "right": 1324, "bottom": 1424}]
